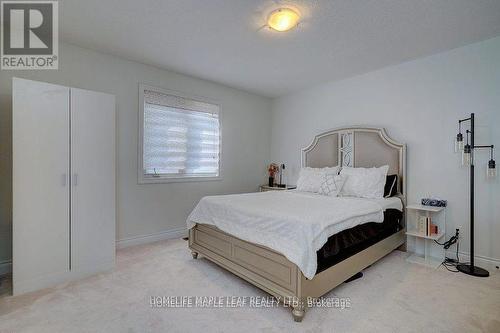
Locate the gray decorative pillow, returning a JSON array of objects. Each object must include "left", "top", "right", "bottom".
[{"left": 318, "top": 174, "right": 346, "bottom": 197}]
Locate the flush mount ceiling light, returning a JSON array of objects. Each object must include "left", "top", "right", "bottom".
[{"left": 267, "top": 8, "right": 301, "bottom": 32}]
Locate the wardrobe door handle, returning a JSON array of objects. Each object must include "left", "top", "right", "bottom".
[
  {"left": 73, "top": 173, "right": 78, "bottom": 186},
  {"left": 61, "top": 173, "right": 67, "bottom": 186}
]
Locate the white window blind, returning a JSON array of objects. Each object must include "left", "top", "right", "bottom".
[{"left": 142, "top": 89, "right": 220, "bottom": 179}]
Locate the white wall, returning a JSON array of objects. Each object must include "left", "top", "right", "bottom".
[
  {"left": 2, "top": 37, "right": 498, "bottom": 272},
  {"left": 0, "top": 43, "right": 272, "bottom": 267},
  {"left": 271, "top": 37, "right": 500, "bottom": 265}
]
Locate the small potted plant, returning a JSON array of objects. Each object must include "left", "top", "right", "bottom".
[{"left": 267, "top": 163, "right": 280, "bottom": 187}]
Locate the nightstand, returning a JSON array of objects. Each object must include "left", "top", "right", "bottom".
[
  {"left": 259, "top": 185, "right": 297, "bottom": 192},
  {"left": 405, "top": 204, "right": 446, "bottom": 268}
]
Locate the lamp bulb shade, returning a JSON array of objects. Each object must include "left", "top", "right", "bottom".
[
  {"left": 462, "top": 145, "right": 471, "bottom": 167},
  {"left": 487, "top": 159, "right": 497, "bottom": 179},
  {"left": 454, "top": 133, "right": 464, "bottom": 153},
  {"left": 267, "top": 8, "right": 301, "bottom": 32}
]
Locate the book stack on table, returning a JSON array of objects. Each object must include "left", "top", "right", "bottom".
[{"left": 418, "top": 216, "right": 438, "bottom": 236}]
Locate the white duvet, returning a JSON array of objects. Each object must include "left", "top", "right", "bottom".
[{"left": 187, "top": 191, "right": 386, "bottom": 279}]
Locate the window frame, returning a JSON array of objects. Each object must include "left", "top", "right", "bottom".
[{"left": 138, "top": 84, "right": 222, "bottom": 184}]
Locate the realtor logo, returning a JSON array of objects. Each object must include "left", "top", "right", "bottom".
[{"left": 1, "top": 0, "right": 58, "bottom": 69}]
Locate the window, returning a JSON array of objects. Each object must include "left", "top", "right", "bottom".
[{"left": 139, "top": 85, "right": 221, "bottom": 183}]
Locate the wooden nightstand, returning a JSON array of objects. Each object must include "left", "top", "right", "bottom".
[{"left": 259, "top": 185, "right": 297, "bottom": 192}]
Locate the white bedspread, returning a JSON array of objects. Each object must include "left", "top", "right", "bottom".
[{"left": 187, "top": 191, "right": 386, "bottom": 279}]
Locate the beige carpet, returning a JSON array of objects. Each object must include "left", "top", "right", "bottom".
[{"left": 1, "top": 239, "right": 499, "bottom": 333}]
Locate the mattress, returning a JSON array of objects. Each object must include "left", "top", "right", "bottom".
[
  {"left": 361, "top": 196, "right": 403, "bottom": 211},
  {"left": 316, "top": 208, "right": 403, "bottom": 274},
  {"left": 187, "top": 191, "right": 400, "bottom": 279}
]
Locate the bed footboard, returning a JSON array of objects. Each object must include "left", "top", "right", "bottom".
[
  {"left": 189, "top": 223, "right": 405, "bottom": 322},
  {"left": 189, "top": 224, "right": 301, "bottom": 300}
]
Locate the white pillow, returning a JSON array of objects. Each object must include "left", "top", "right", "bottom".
[
  {"left": 296, "top": 166, "right": 340, "bottom": 193},
  {"left": 318, "top": 174, "right": 347, "bottom": 197},
  {"left": 340, "top": 165, "right": 389, "bottom": 199}
]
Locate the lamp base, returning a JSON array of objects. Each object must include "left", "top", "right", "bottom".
[{"left": 456, "top": 264, "right": 489, "bottom": 277}]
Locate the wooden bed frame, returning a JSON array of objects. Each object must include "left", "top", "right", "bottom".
[{"left": 188, "top": 126, "right": 407, "bottom": 322}]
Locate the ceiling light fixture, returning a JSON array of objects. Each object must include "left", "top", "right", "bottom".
[{"left": 267, "top": 8, "right": 300, "bottom": 32}]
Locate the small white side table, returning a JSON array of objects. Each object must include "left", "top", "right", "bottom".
[
  {"left": 259, "top": 185, "right": 296, "bottom": 192},
  {"left": 405, "top": 204, "right": 446, "bottom": 268}
]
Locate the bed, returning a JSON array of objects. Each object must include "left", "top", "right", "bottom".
[{"left": 187, "top": 126, "right": 406, "bottom": 322}]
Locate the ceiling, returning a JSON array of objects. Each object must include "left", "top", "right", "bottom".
[{"left": 60, "top": 0, "right": 500, "bottom": 97}]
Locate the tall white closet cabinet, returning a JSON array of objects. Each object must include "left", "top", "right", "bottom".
[{"left": 13, "top": 78, "right": 116, "bottom": 295}]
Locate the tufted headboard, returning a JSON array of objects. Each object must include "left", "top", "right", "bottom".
[{"left": 301, "top": 126, "right": 406, "bottom": 202}]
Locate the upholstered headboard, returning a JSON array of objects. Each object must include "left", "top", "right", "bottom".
[{"left": 301, "top": 126, "right": 406, "bottom": 201}]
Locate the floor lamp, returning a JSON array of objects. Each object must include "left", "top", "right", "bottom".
[{"left": 454, "top": 113, "right": 496, "bottom": 277}]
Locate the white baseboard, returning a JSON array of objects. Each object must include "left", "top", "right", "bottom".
[
  {"left": 445, "top": 250, "right": 500, "bottom": 271},
  {"left": 1, "top": 228, "right": 188, "bottom": 275},
  {"left": 116, "top": 227, "right": 188, "bottom": 249},
  {"left": 0, "top": 260, "right": 12, "bottom": 275}
]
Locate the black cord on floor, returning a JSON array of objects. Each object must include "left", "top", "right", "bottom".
[
  {"left": 434, "top": 229, "right": 465, "bottom": 273},
  {"left": 440, "top": 239, "right": 460, "bottom": 272}
]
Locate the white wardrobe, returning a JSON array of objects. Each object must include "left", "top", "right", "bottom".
[{"left": 13, "top": 78, "right": 116, "bottom": 295}]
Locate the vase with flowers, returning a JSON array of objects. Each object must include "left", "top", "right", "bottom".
[{"left": 267, "top": 163, "right": 280, "bottom": 187}]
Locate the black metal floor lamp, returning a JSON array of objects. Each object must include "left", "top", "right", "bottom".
[{"left": 454, "top": 113, "right": 496, "bottom": 277}]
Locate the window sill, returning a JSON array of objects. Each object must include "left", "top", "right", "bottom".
[{"left": 138, "top": 175, "right": 222, "bottom": 184}]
